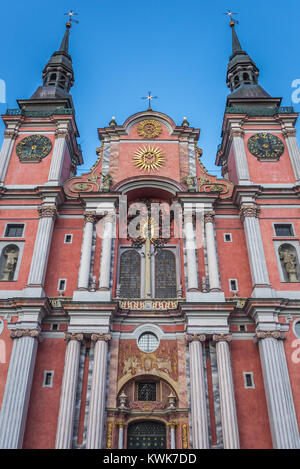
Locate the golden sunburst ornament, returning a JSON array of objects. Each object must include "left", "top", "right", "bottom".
[
  {"left": 133, "top": 145, "right": 166, "bottom": 173},
  {"left": 137, "top": 120, "right": 162, "bottom": 139}
]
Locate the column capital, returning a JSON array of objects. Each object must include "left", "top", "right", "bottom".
[
  {"left": 38, "top": 205, "right": 57, "bottom": 220},
  {"left": 4, "top": 129, "right": 18, "bottom": 140},
  {"left": 84, "top": 210, "right": 97, "bottom": 225},
  {"left": 230, "top": 129, "right": 245, "bottom": 139},
  {"left": 204, "top": 211, "right": 215, "bottom": 224},
  {"left": 212, "top": 333, "right": 233, "bottom": 344},
  {"left": 64, "top": 332, "right": 84, "bottom": 343},
  {"left": 186, "top": 333, "right": 206, "bottom": 343},
  {"left": 240, "top": 205, "right": 260, "bottom": 221},
  {"left": 91, "top": 332, "right": 111, "bottom": 343},
  {"left": 282, "top": 128, "right": 297, "bottom": 139},
  {"left": 55, "top": 129, "right": 69, "bottom": 139},
  {"left": 10, "top": 328, "right": 42, "bottom": 342},
  {"left": 254, "top": 330, "right": 286, "bottom": 342}
]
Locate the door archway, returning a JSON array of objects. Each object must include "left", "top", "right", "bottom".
[{"left": 127, "top": 420, "right": 166, "bottom": 449}]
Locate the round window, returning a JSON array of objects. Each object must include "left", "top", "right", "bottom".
[
  {"left": 138, "top": 332, "right": 159, "bottom": 353},
  {"left": 294, "top": 320, "right": 300, "bottom": 339}
]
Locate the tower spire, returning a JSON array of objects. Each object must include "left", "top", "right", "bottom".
[
  {"left": 230, "top": 19, "right": 243, "bottom": 55},
  {"left": 31, "top": 14, "right": 78, "bottom": 105}
]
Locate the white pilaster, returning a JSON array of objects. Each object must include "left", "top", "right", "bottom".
[
  {"left": 86, "top": 333, "right": 111, "bottom": 449},
  {"left": 240, "top": 205, "right": 272, "bottom": 297},
  {"left": 283, "top": 130, "right": 300, "bottom": 184},
  {"left": 118, "top": 425, "right": 124, "bottom": 449},
  {"left": 170, "top": 424, "right": 176, "bottom": 449},
  {"left": 213, "top": 334, "right": 240, "bottom": 449},
  {"left": 55, "top": 333, "right": 83, "bottom": 449},
  {"left": 204, "top": 212, "right": 221, "bottom": 291},
  {"left": 77, "top": 211, "right": 96, "bottom": 290},
  {"left": 27, "top": 206, "right": 56, "bottom": 289},
  {"left": 255, "top": 331, "right": 300, "bottom": 449},
  {"left": 187, "top": 334, "right": 209, "bottom": 449},
  {"left": 0, "top": 329, "right": 41, "bottom": 449},
  {"left": 0, "top": 127, "right": 18, "bottom": 185},
  {"left": 98, "top": 213, "right": 115, "bottom": 291},
  {"left": 183, "top": 208, "right": 199, "bottom": 292},
  {"left": 47, "top": 127, "right": 68, "bottom": 184},
  {"left": 231, "top": 130, "right": 251, "bottom": 183}
]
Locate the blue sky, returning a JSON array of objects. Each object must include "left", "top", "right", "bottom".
[{"left": 0, "top": 0, "right": 299, "bottom": 176}]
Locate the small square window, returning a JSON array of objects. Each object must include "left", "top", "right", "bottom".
[
  {"left": 274, "top": 224, "right": 294, "bottom": 237},
  {"left": 64, "top": 234, "right": 73, "bottom": 244},
  {"left": 224, "top": 233, "right": 232, "bottom": 242},
  {"left": 4, "top": 224, "right": 24, "bottom": 238},
  {"left": 43, "top": 371, "right": 54, "bottom": 387},
  {"left": 51, "top": 323, "right": 59, "bottom": 331},
  {"left": 243, "top": 372, "right": 255, "bottom": 389},
  {"left": 229, "top": 279, "right": 238, "bottom": 292},
  {"left": 239, "top": 324, "right": 246, "bottom": 332},
  {"left": 58, "top": 279, "right": 66, "bottom": 292},
  {"left": 137, "top": 382, "right": 156, "bottom": 401}
]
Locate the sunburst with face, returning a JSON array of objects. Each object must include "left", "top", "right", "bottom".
[{"left": 132, "top": 145, "right": 166, "bottom": 173}]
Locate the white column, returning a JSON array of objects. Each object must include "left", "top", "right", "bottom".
[
  {"left": 241, "top": 206, "right": 271, "bottom": 290},
  {"left": 0, "top": 329, "right": 40, "bottom": 449},
  {"left": 0, "top": 127, "right": 18, "bottom": 184},
  {"left": 170, "top": 423, "right": 176, "bottom": 449},
  {"left": 186, "top": 334, "right": 209, "bottom": 449},
  {"left": 27, "top": 206, "right": 56, "bottom": 287},
  {"left": 86, "top": 333, "right": 111, "bottom": 449},
  {"left": 118, "top": 424, "right": 124, "bottom": 449},
  {"left": 77, "top": 211, "right": 96, "bottom": 290},
  {"left": 283, "top": 129, "right": 300, "bottom": 183},
  {"left": 204, "top": 212, "right": 221, "bottom": 291},
  {"left": 231, "top": 129, "right": 251, "bottom": 183},
  {"left": 55, "top": 333, "right": 83, "bottom": 449},
  {"left": 213, "top": 334, "right": 240, "bottom": 449},
  {"left": 47, "top": 128, "right": 68, "bottom": 184},
  {"left": 255, "top": 331, "right": 300, "bottom": 449},
  {"left": 184, "top": 210, "right": 199, "bottom": 291},
  {"left": 99, "top": 213, "right": 115, "bottom": 291}
]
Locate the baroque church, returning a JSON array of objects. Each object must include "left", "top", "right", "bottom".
[{"left": 0, "top": 15, "right": 299, "bottom": 450}]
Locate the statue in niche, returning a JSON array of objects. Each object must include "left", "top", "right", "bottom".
[
  {"left": 101, "top": 173, "right": 112, "bottom": 192},
  {"left": 0, "top": 246, "right": 19, "bottom": 281},
  {"left": 279, "top": 245, "right": 298, "bottom": 282}
]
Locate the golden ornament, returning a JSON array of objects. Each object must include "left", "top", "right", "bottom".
[
  {"left": 133, "top": 145, "right": 166, "bottom": 173},
  {"left": 137, "top": 120, "right": 162, "bottom": 139}
]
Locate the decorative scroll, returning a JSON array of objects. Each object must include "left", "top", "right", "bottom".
[
  {"left": 64, "top": 143, "right": 104, "bottom": 197},
  {"left": 119, "top": 300, "right": 178, "bottom": 310}
]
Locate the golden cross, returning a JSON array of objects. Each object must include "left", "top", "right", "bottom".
[
  {"left": 64, "top": 10, "right": 79, "bottom": 27},
  {"left": 142, "top": 91, "right": 158, "bottom": 110},
  {"left": 224, "top": 10, "right": 239, "bottom": 26}
]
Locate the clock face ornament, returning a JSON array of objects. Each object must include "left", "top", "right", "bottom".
[
  {"left": 133, "top": 145, "right": 166, "bottom": 173},
  {"left": 16, "top": 135, "right": 52, "bottom": 162},
  {"left": 247, "top": 132, "right": 285, "bottom": 160}
]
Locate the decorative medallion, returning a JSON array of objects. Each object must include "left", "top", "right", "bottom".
[
  {"left": 137, "top": 119, "right": 162, "bottom": 139},
  {"left": 16, "top": 135, "right": 52, "bottom": 162},
  {"left": 247, "top": 132, "right": 285, "bottom": 160},
  {"left": 133, "top": 145, "right": 166, "bottom": 173}
]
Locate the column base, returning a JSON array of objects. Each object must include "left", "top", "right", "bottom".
[
  {"left": 186, "top": 291, "right": 225, "bottom": 302},
  {"left": 73, "top": 290, "right": 111, "bottom": 302}
]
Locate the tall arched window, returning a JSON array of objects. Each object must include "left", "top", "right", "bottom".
[
  {"left": 0, "top": 244, "right": 19, "bottom": 281},
  {"left": 119, "top": 250, "right": 141, "bottom": 298},
  {"left": 48, "top": 73, "right": 57, "bottom": 86},
  {"left": 155, "top": 250, "right": 177, "bottom": 298}
]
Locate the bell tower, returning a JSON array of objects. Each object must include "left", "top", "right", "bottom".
[
  {"left": 0, "top": 19, "right": 82, "bottom": 188},
  {"left": 216, "top": 18, "right": 300, "bottom": 187}
]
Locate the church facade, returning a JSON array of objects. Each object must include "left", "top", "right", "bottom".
[{"left": 0, "top": 18, "right": 299, "bottom": 450}]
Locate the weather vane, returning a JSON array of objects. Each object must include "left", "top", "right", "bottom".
[
  {"left": 142, "top": 91, "right": 157, "bottom": 110},
  {"left": 224, "top": 10, "right": 239, "bottom": 26},
  {"left": 64, "top": 10, "right": 79, "bottom": 28}
]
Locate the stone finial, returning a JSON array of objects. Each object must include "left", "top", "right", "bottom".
[{"left": 181, "top": 116, "right": 189, "bottom": 127}]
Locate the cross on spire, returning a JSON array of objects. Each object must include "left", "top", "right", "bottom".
[
  {"left": 142, "top": 91, "right": 157, "bottom": 110},
  {"left": 224, "top": 9, "right": 239, "bottom": 27},
  {"left": 64, "top": 10, "right": 79, "bottom": 29}
]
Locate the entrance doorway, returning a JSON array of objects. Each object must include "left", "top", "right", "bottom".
[{"left": 127, "top": 421, "right": 166, "bottom": 449}]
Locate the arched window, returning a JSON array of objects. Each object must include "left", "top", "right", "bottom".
[
  {"left": 278, "top": 244, "right": 300, "bottom": 282},
  {"left": 0, "top": 245, "right": 19, "bottom": 281},
  {"left": 155, "top": 250, "right": 177, "bottom": 298},
  {"left": 119, "top": 250, "right": 141, "bottom": 298},
  {"left": 58, "top": 73, "right": 67, "bottom": 89},
  {"left": 48, "top": 73, "right": 57, "bottom": 86},
  {"left": 243, "top": 72, "right": 250, "bottom": 83},
  {"left": 234, "top": 75, "right": 240, "bottom": 88}
]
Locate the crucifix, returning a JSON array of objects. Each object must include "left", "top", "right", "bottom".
[
  {"left": 223, "top": 9, "right": 239, "bottom": 26},
  {"left": 64, "top": 10, "right": 79, "bottom": 28},
  {"left": 141, "top": 91, "right": 157, "bottom": 111}
]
